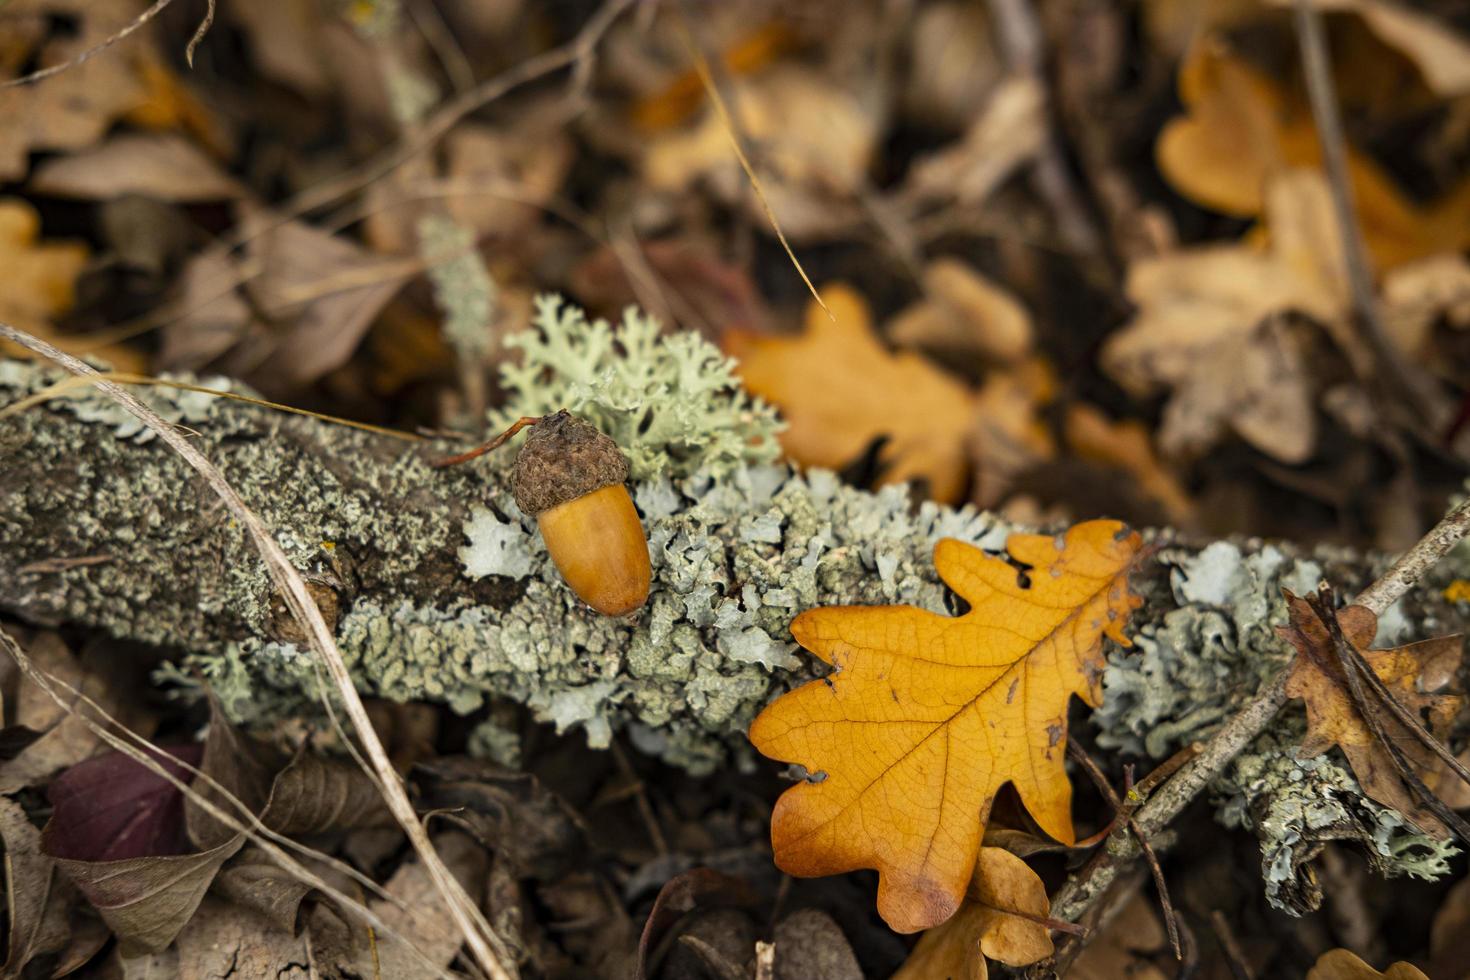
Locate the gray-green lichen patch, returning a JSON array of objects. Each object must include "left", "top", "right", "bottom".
[
  {"left": 220, "top": 457, "right": 1011, "bottom": 775},
  {"left": 1094, "top": 541, "right": 1325, "bottom": 757},
  {"left": 1215, "top": 727, "right": 1458, "bottom": 914}
]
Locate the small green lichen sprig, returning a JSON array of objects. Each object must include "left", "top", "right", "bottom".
[{"left": 492, "top": 295, "right": 784, "bottom": 481}]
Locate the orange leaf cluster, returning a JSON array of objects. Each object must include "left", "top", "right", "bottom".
[
  {"left": 749, "top": 519, "right": 1143, "bottom": 932},
  {"left": 726, "top": 284, "right": 981, "bottom": 504},
  {"left": 1280, "top": 593, "right": 1465, "bottom": 834}
]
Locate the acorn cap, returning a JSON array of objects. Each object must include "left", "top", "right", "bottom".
[{"left": 512, "top": 410, "right": 631, "bottom": 515}]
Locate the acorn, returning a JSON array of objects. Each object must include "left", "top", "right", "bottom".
[{"left": 435, "top": 410, "right": 651, "bottom": 616}]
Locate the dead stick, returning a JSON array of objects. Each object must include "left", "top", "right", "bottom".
[
  {"left": 1067, "top": 743, "right": 1181, "bottom": 959},
  {"left": 0, "top": 322, "right": 520, "bottom": 980},
  {"left": 1292, "top": 0, "right": 1442, "bottom": 428},
  {"left": 1044, "top": 495, "right": 1470, "bottom": 972}
]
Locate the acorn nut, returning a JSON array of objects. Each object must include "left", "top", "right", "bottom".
[{"left": 511, "top": 411, "right": 651, "bottom": 616}]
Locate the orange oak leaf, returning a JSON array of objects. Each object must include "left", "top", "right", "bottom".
[
  {"left": 749, "top": 519, "right": 1143, "bottom": 932},
  {"left": 725, "top": 283, "right": 981, "bottom": 504},
  {"left": 1280, "top": 592, "right": 1464, "bottom": 835},
  {"left": 891, "top": 847, "right": 1055, "bottom": 980}
]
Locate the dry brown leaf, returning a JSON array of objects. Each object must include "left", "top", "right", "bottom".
[
  {"left": 1307, "top": 948, "right": 1431, "bottom": 980},
  {"left": 970, "top": 358, "right": 1057, "bottom": 507},
  {"left": 1428, "top": 874, "right": 1470, "bottom": 980},
  {"left": 902, "top": 1, "right": 1004, "bottom": 130},
  {"left": 1280, "top": 593, "right": 1465, "bottom": 836},
  {"left": 888, "top": 258, "right": 1033, "bottom": 365},
  {"left": 726, "top": 283, "right": 980, "bottom": 503},
  {"left": 0, "top": 1, "right": 151, "bottom": 180},
  {"left": 750, "top": 521, "right": 1142, "bottom": 931},
  {"left": 0, "top": 796, "right": 72, "bottom": 976},
  {"left": 1381, "top": 253, "right": 1470, "bottom": 359},
  {"left": 630, "top": 21, "right": 794, "bottom": 133},
  {"left": 175, "top": 897, "right": 309, "bottom": 980},
  {"left": 890, "top": 848, "right": 1055, "bottom": 979},
  {"left": 0, "top": 632, "right": 155, "bottom": 794},
  {"left": 1067, "top": 893, "right": 1170, "bottom": 980},
  {"left": 349, "top": 832, "right": 487, "bottom": 979},
  {"left": 240, "top": 214, "right": 417, "bottom": 390},
  {"left": 1157, "top": 40, "right": 1470, "bottom": 270},
  {"left": 30, "top": 134, "right": 243, "bottom": 203},
  {"left": 902, "top": 76, "right": 1047, "bottom": 208},
  {"left": 1101, "top": 169, "right": 1349, "bottom": 463},
  {"left": 643, "top": 67, "right": 878, "bottom": 240},
  {"left": 1065, "top": 403, "right": 1197, "bottom": 527},
  {"left": 156, "top": 250, "right": 261, "bottom": 371},
  {"left": 1265, "top": 0, "right": 1470, "bottom": 96}
]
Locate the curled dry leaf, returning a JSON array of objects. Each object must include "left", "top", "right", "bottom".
[
  {"left": 887, "top": 258, "right": 1033, "bottom": 366},
  {"left": 642, "top": 67, "right": 878, "bottom": 240},
  {"left": 30, "top": 133, "right": 243, "bottom": 203},
  {"left": 1101, "top": 169, "right": 1348, "bottom": 463},
  {"left": 1280, "top": 592, "right": 1465, "bottom": 835},
  {"left": 900, "top": 76, "right": 1047, "bottom": 209},
  {"left": 749, "top": 520, "right": 1143, "bottom": 932},
  {"left": 0, "top": 2, "right": 150, "bottom": 180},
  {"left": 1306, "top": 948, "right": 1431, "bottom": 980},
  {"left": 1157, "top": 40, "right": 1470, "bottom": 270},
  {"left": 726, "top": 284, "right": 980, "bottom": 504},
  {"left": 0, "top": 796, "right": 72, "bottom": 976},
  {"left": 244, "top": 216, "right": 417, "bottom": 389},
  {"left": 891, "top": 848, "right": 1054, "bottom": 980}
]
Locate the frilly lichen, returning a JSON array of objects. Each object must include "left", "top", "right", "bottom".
[
  {"left": 1094, "top": 541, "right": 1324, "bottom": 757},
  {"left": 491, "top": 294, "right": 784, "bottom": 480},
  {"left": 1215, "top": 726, "right": 1458, "bottom": 913}
]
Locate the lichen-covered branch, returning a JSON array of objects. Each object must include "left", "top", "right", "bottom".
[{"left": 3, "top": 299, "right": 1468, "bottom": 913}]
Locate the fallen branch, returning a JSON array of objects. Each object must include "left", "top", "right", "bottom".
[
  {"left": 0, "top": 325, "right": 519, "bottom": 980},
  {"left": 1044, "top": 495, "right": 1470, "bottom": 973}
]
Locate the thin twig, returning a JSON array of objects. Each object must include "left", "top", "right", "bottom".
[
  {"left": 1292, "top": 0, "right": 1441, "bottom": 428},
  {"left": 0, "top": 321, "right": 519, "bottom": 980},
  {"left": 1, "top": 0, "right": 175, "bottom": 88},
  {"left": 184, "top": 0, "right": 215, "bottom": 67},
  {"left": 1045, "top": 494, "right": 1470, "bottom": 970},
  {"left": 1067, "top": 742, "right": 1181, "bottom": 959},
  {"left": 672, "top": 9, "right": 832, "bottom": 322},
  {"left": 1211, "top": 910, "right": 1254, "bottom": 980}
]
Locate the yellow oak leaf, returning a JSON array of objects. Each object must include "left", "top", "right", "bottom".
[
  {"left": 891, "top": 847, "right": 1054, "bottom": 980},
  {"left": 725, "top": 283, "right": 981, "bottom": 504},
  {"left": 1280, "top": 592, "right": 1464, "bottom": 835},
  {"left": 749, "top": 519, "right": 1143, "bottom": 932}
]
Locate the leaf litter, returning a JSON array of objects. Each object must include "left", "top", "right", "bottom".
[{"left": 2, "top": 0, "right": 1470, "bottom": 976}]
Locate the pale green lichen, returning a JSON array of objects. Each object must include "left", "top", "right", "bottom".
[
  {"left": 490, "top": 295, "right": 784, "bottom": 481},
  {"left": 418, "top": 214, "right": 496, "bottom": 362},
  {"left": 1094, "top": 541, "right": 1324, "bottom": 757},
  {"left": 1215, "top": 727, "right": 1459, "bottom": 913}
]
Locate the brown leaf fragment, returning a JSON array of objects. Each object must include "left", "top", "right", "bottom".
[
  {"left": 890, "top": 848, "right": 1055, "bottom": 980},
  {"left": 29, "top": 134, "right": 243, "bottom": 203},
  {"left": 53, "top": 838, "right": 243, "bottom": 956},
  {"left": 175, "top": 897, "right": 310, "bottom": 980},
  {"left": 1281, "top": 592, "right": 1466, "bottom": 835},
  {"left": 0, "top": 796, "right": 71, "bottom": 977},
  {"left": 240, "top": 213, "right": 416, "bottom": 390},
  {"left": 1307, "top": 948, "right": 1431, "bottom": 980}
]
